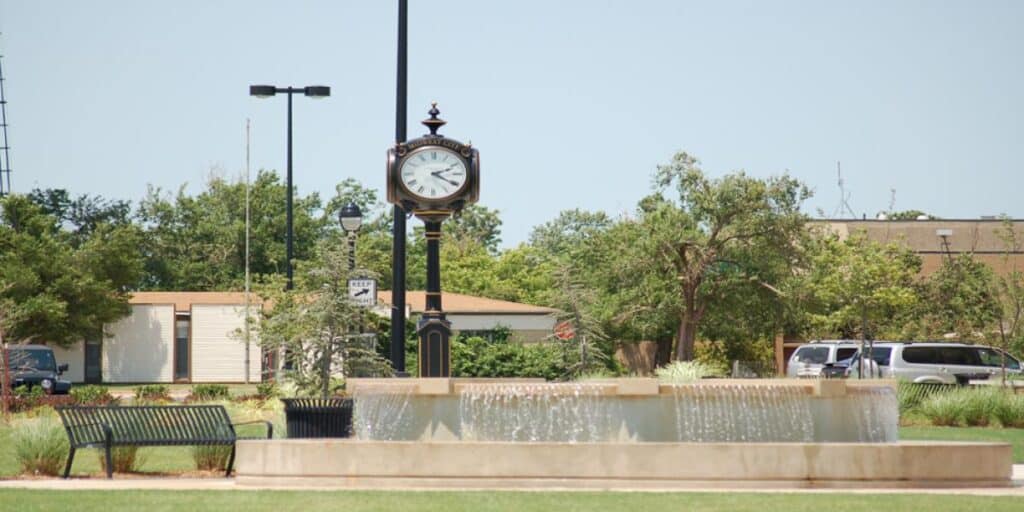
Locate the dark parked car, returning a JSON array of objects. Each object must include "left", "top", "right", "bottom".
[{"left": 5, "top": 345, "right": 72, "bottom": 394}]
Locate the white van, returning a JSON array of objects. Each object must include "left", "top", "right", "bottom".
[
  {"left": 786, "top": 341, "right": 860, "bottom": 378},
  {"left": 846, "top": 342, "right": 1022, "bottom": 383}
]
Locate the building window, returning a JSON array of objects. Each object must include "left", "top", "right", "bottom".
[{"left": 174, "top": 316, "right": 189, "bottom": 381}]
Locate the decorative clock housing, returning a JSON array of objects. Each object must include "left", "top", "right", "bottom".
[{"left": 387, "top": 104, "right": 479, "bottom": 215}]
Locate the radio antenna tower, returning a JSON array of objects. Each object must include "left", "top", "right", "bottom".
[
  {"left": 832, "top": 161, "right": 856, "bottom": 218},
  {"left": 0, "top": 38, "right": 11, "bottom": 196}
]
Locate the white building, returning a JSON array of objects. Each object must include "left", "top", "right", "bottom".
[{"left": 51, "top": 291, "right": 557, "bottom": 383}]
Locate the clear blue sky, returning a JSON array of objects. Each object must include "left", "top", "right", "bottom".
[{"left": 1, "top": 1, "right": 1022, "bottom": 247}]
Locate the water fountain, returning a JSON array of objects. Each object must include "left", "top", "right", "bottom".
[{"left": 235, "top": 378, "right": 1013, "bottom": 489}]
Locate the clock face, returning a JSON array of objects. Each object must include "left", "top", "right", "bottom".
[{"left": 399, "top": 148, "right": 468, "bottom": 200}]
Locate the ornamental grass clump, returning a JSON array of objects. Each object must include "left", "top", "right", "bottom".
[
  {"left": 13, "top": 418, "right": 69, "bottom": 476},
  {"left": 98, "top": 446, "right": 146, "bottom": 474},
  {"left": 992, "top": 393, "right": 1024, "bottom": 428},
  {"left": 70, "top": 385, "right": 116, "bottom": 405},
  {"left": 918, "top": 392, "right": 966, "bottom": 427},
  {"left": 133, "top": 384, "right": 171, "bottom": 403},
  {"left": 189, "top": 384, "right": 230, "bottom": 402},
  {"left": 897, "top": 382, "right": 951, "bottom": 414},
  {"left": 654, "top": 361, "right": 726, "bottom": 383},
  {"left": 960, "top": 388, "right": 1000, "bottom": 427},
  {"left": 192, "top": 445, "right": 233, "bottom": 471}
]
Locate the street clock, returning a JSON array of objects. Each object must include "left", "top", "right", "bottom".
[
  {"left": 387, "top": 103, "right": 479, "bottom": 219},
  {"left": 385, "top": 104, "right": 480, "bottom": 377}
]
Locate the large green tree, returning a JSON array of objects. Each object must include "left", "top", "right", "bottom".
[
  {"left": 609, "top": 152, "right": 810, "bottom": 360},
  {"left": 0, "top": 195, "right": 142, "bottom": 347},
  {"left": 787, "top": 230, "right": 921, "bottom": 341},
  {"left": 136, "top": 171, "right": 326, "bottom": 290}
]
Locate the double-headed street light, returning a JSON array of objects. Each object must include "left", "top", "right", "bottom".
[
  {"left": 339, "top": 202, "right": 363, "bottom": 272},
  {"left": 249, "top": 84, "right": 331, "bottom": 290}
]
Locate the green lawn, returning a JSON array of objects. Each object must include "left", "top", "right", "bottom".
[
  {"left": 0, "top": 490, "right": 1021, "bottom": 512},
  {"left": 900, "top": 425, "right": 1024, "bottom": 463}
]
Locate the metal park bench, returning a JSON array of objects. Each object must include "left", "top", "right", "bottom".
[{"left": 55, "top": 405, "right": 273, "bottom": 479}]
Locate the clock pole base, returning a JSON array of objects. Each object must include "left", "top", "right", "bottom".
[{"left": 417, "top": 314, "right": 451, "bottom": 377}]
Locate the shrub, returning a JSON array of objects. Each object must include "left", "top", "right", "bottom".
[
  {"left": 192, "top": 445, "right": 233, "bottom": 471},
  {"left": 99, "top": 446, "right": 146, "bottom": 474},
  {"left": 451, "top": 337, "right": 570, "bottom": 380},
  {"left": 133, "top": 384, "right": 170, "bottom": 402},
  {"left": 654, "top": 361, "right": 727, "bottom": 383},
  {"left": 13, "top": 418, "right": 69, "bottom": 476},
  {"left": 255, "top": 382, "right": 280, "bottom": 400},
  {"left": 189, "top": 384, "right": 230, "bottom": 402},
  {"left": 993, "top": 393, "right": 1024, "bottom": 428},
  {"left": 918, "top": 392, "right": 966, "bottom": 426},
  {"left": 70, "top": 385, "right": 116, "bottom": 405}
]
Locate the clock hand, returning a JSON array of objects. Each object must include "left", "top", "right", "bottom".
[{"left": 430, "top": 171, "right": 460, "bottom": 186}]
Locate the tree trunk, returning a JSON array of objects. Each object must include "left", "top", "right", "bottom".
[
  {"left": 675, "top": 315, "right": 698, "bottom": 361},
  {"left": 674, "top": 288, "right": 700, "bottom": 361},
  {"left": 655, "top": 338, "right": 673, "bottom": 367}
]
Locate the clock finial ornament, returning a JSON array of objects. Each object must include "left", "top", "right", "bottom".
[{"left": 423, "top": 102, "right": 446, "bottom": 136}]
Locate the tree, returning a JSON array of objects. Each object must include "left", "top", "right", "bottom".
[
  {"left": 447, "top": 204, "right": 502, "bottom": 254},
  {"left": 0, "top": 194, "right": 142, "bottom": 347},
  {"left": 915, "top": 253, "right": 998, "bottom": 342},
  {"left": 628, "top": 152, "right": 810, "bottom": 360},
  {"left": 788, "top": 230, "right": 921, "bottom": 343},
  {"left": 992, "top": 218, "right": 1024, "bottom": 381},
  {"left": 545, "top": 263, "right": 610, "bottom": 377},
  {"left": 528, "top": 208, "right": 611, "bottom": 261},
  {"left": 27, "top": 188, "right": 132, "bottom": 241},
  {"left": 256, "top": 236, "right": 392, "bottom": 398},
  {"left": 136, "top": 171, "right": 327, "bottom": 290}
]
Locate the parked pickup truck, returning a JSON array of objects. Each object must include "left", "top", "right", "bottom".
[{"left": 5, "top": 344, "right": 72, "bottom": 394}]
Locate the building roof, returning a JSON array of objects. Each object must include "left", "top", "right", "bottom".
[
  {"left": 377, "top": 291, "right": 556, "bottom": 315},
  {"left": 128, "top": 291, "right": 255, "bottom": 312},
  {"left": 128, "top": 290, "right": 556, "bottom": 315}
]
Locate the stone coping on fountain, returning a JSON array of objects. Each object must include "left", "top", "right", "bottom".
[
  {"left": 234, "top": 439, "right": 1014, "bottom": 490},
  {"left": 346, "top": 377, "right": 896, "bottom": 397}
]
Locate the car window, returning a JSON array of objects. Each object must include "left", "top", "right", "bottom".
[
  {"left": 867, "top": 347, "right": 892, "bottom": 366},
  {"left": 939, "top": 346, "right": 981, "bottom": 366},
  {"left": 977, "top": 348, "right": 1004, "bottom": 367},
  {"left": 836, "top": 348, "right": 857, "bottom": 361},
  {"left": 794, "top": 346, "right": 829, "bottom": 364},
  {"left": 902, "top": 347, "right": 939, "bottom": 364},
  {"left": 6, "top": 349, "right": 56, "bottom": 372},
  {"left": 979, "top": 348, "right": 1023, "bottom": 370}
]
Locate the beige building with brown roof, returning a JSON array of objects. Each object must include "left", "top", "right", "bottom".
[
  {"left": 51, "top": 290, "right": 557, "bottom": 384},
  {"left": 814, "top": 218, "right": 1024, "bottom": 275}
]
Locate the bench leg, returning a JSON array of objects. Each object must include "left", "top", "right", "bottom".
[
  {"left": 63, "top": 447, "right": 76, "bottom": 479},
  {"left": 225, "top": 445, "right": 236, "bottom": 478},
  {"left": 104, "top": 445, "right": 113, "bottom": 479}
]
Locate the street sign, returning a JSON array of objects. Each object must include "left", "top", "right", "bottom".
[
  {"left": 554, "top": 321, "right": 575, "bottom": 341},
  {"left": 348, "top": 278, "right": 378, "bottom": 308}
]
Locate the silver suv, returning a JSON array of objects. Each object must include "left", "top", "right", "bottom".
[
  {"left": 786, "top": 341, "right": 860, "bottom": 378},
  {"left": 846, "top": 342, "right": 1022, "bottom": 383}
]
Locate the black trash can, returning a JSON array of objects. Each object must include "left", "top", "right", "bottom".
[{"left": 281, "top": 397, "right": 354, "bottom": 438}]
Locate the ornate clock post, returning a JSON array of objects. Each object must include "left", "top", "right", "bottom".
[{"left": 387, "top": 104, "right": 479, "bottom": 377}]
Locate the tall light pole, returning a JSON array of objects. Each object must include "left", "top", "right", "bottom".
[
  {"left": 249, "top": 84, "right": 330, "bottom": 290},
  {"left": 391, "top": 0, "right": 409, "bottom": 374}
]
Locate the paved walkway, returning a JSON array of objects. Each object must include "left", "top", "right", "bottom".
[{"left": 0, "top": 466, "right": 1022, "bottom": 495}]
